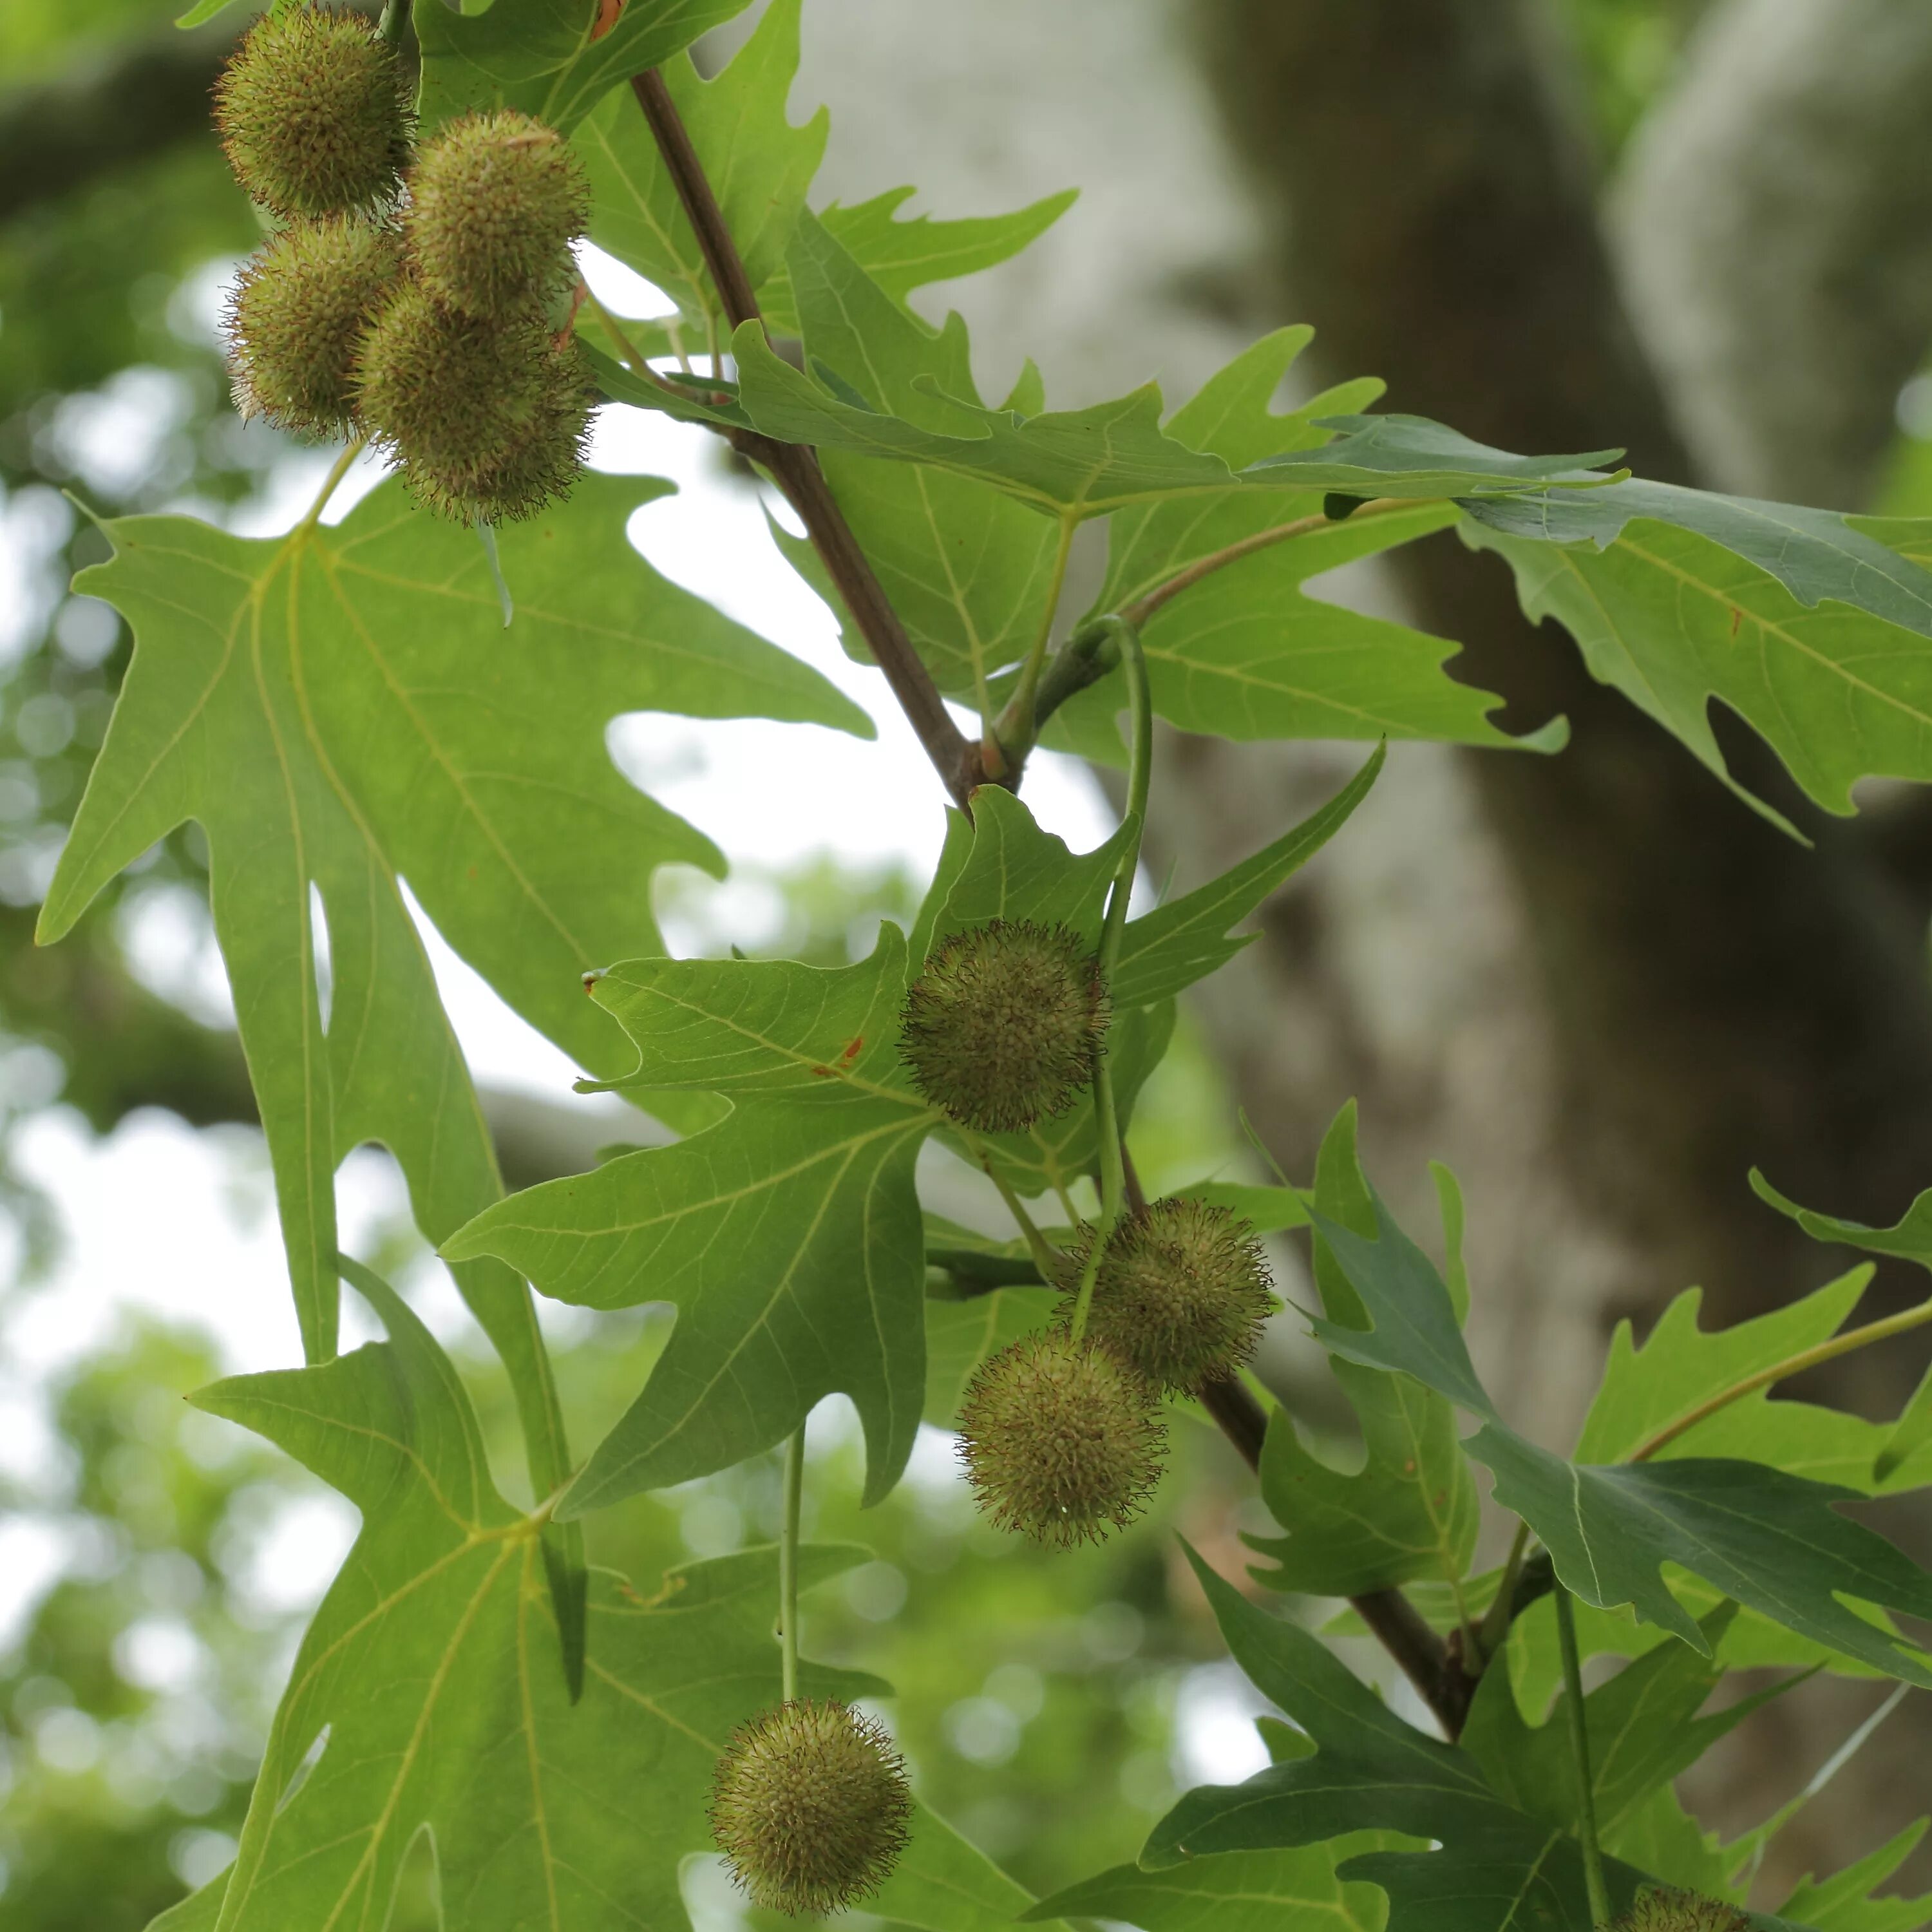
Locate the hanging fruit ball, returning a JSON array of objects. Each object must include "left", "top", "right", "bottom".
[
  {"left": 899, "top": 919, "right": 1108, "bottom": 1133},
  {"left": 352, "top": 282, "right": 594, "bottom": 522},
  {"left": 225, "top": 214, "right": 402, "bottom": 439},
  {"left": 406, "top": 109, "right": 590, "bottom": 321},
  {"left": 1600, "top": 1889, "right": 1749, "bottom": 1932},
  {"left": 957, "top": 1329, "right": 1164, "bottom": 1547},
  {"left": 710, "top": 1699, "right": 913, "bottom": 1917},
  {"left": 1059, "top": 1197, "right": 1275, "bottom": 1393},
  {"left": 214, "top": 6, "right": 413, "bottom": 218}
]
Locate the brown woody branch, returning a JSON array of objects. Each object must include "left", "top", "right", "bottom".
[{"left": 628, "top": 70, "right": 982, "bottom": 810}]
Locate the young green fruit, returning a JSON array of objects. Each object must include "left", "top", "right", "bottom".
[
  {"left": 710, "top": 1699, "right": 913, "bottom": 1917},
  {"left": 1058, "top": 1197, "right": 1275, "bottom": 1392},
  {"left": 214, "top": 7, "right": 412, "bottom": 218},
  {"left": 957, "top": 1330, "right": 1165, "bottom": 1547},
  {"left": 352, "top": 283, "right": 594, "bottom": 522},
  {"left": 899, "top": 920, "right": 1108, "bottom": 1133},
  {"left": 225, "top": 214, "right": 402, "bottom": 439},
  {"left": 1601, "top": 1888, "right": 1748, "bottom": 1932},
  {"left": 406, "top": 109, "right": 589, "bottom": 319}
]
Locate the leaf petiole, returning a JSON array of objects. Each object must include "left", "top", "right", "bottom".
[
  {"left": 1555, "top": 1584, "right": 1612, "bottom": 1927},
  {"left": 779, "top": 1419, "right": 804, "bottom": 1705},
  {"left": 1067, "top": 614, "right": 1150, "bottom": 1342}
]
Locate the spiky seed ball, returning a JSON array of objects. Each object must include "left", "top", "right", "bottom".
[
  {"left": 1057, "top": 1197, "right": 1276, "bottom": 1393},
  {"left": 1602, "top": 1888, "right": 1749, "bottom": 1932},
  {"left": 352, "top": 282, "right": 594, "bottom": 521},
  {"left": 406, "top": 110, "right": 589, "bottom": 319},
  {"left": 224, "top": 214, "right": 402, "bottom": 439},
  {"left": 710, "top": 1699, "right": 913, "bottom": 1917},
  {"left": 214, "top": 8, "right": 412, "bottom": 218},
  {"left": 900, "top": 920, "right": 1108, "bottom": 1133},
  {"left": 957, "top": 1330, "right": 1165, "bottom": 1547}
]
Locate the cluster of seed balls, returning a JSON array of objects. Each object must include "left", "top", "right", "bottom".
[
  {"left": 900, "top": 917, "right": 1276, "bottom": 1550},
  {"left": 706, "top": 919, "right": 1277, "bottom": 1919},
  {"left": 214, "top": 5, "right": 594, "bottom": 522}
]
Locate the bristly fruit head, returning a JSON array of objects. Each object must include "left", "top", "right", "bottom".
[
  {"left": 957, "top": 1330, "right": 1165, "bottom": 1547},
  {"left": 1600, "top": 1888, "right": 1750, "bottom": 1932},
  {"left": 899, "top": 920, "right": 1108, "bottom": 1133},
  {"left": 225, "top": 215, "right": 402, "bottom": 439},
  {"left": 352, "top": 283, "right": 594, "bottom": 522},
  {"left": 214, "top": 8, "right": 412, "bottom": 218},
  {"left": 406, "top": 110, "right": 589, "bottom": 319},
  {"left": 710, "top": 1699, "right": 913, "bottom": 1917},
  {"left": 1059, "top": 1197, "right": 1275, "bottom": 1392}
]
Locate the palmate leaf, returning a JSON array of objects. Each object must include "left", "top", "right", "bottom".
[
  {"left": 573, "top": 12, "right": 1074, "bottom": 345},
  {"left": 761, "top": 185, "right": 1079, "bottom": 338},
  {"left": 1249, "top": 1103, "right": 1477, "bottom": 1599},
  {"left": 153, "top": 1269, "right": 1029, "bottom": 1932},
  {"left": 726, "top": 294, "right": 1627, "bottom": 522},
  {"left": 1025, "top": 1843, "right": 1391, "bottom": 1932},
  {"left": 40, "top": 477, "right": 865, "bottom": 1368},
  {"left": 444, "top": 929, "right": 936, "bottom": 1515},
  {"left": 1305, "top": 1177, "right": 1932, "bottom": 1682},
  {"left": 1141, "top": 1547, "right": 1649, "bottom": 1932},
  {"left": 1461, "top": 1605, "right": 1786, "bottom": 1846},
  {"left": 1461, "top": 487, "right": 1932, "bottom": 827},
  {"left": 414, "top": 0, "right": 750, "bottom": 135},
  {"left": 1042, "top": 336, "right": 1540, "bottom": 759}
]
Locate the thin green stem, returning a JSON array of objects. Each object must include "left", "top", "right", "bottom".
[
  {"left": 1477, "top": 1520, "right": 1533, "bottom": 1664},
  {"left": 1067, "top": 615, "right": 1151, "bottom": 1341},
  {"left": 1556, "top": 1587, "right": 1611, "bottom": 1927},
  {"left": 779, "top": 1420, "right": 805, "bottom": 1705},
  {"left": 294, "top": 437, "right": 367, "bottom": 538},
  {"left": 1629, "top": 1291, "right": 1932, "bottom": 1462},
  {"left": 987, "top": 511, "right": 1078, "bottom": 775},
  {"left": 979, "top": 1155, "right": 1063, "bottom": 1280}
]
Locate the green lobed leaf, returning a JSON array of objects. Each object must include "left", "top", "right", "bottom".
[
  {"left": 1025, "top": 1843, "right": 1392, "bottom": 1932},
  {"left": 42, "top": 477, "right": 864, "bottom": 1368},
  {"left": 414, "top": 0, "right": 752, "bottom": 135},
  {"left": 1307, "top": 1166, "right": 1932, "bottom": 1681},
  {"left": 1462, "top": 487, "right": 1932, "bottom": 826},
  {"left": 1249, "top": 1103, "right": 1477, "bottom": 1599},
  {"left": 1461, "top": 1604, "right": 1788, "bottom": 1844},
  {"left": 158, "top": 1269, "right": 1028, "bottom": 1932},
  {"left": 762, "top": 185, "right": 1079, "bottom": 337},
  {"left": 573, "top": 0, "right": 828, "bottom": 328},
  {"left": 461, "top": 1094, "right": 927, "bottom": 1508},
  {"left": 1775, "top": 1822, "right": 1932, "bottom": 1932},
  {"left": 1112, "top": 744, "right": 1383, "bottom": 1010},
  {"left": 1249, "top": 413, "right": 1624, "bottom": 497},
  {"left": 1574, "top": 1266, "right": 1932, "bottom": 1492},
  {"left": 1141, "top": 1546, "right": 1648, "bottom": 1932}
]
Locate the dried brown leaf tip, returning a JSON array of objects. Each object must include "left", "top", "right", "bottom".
[
  {"left": 900, "top": 919, "right": 1108, "bottom": 1133},
  {"left": 710, "top": 1699, "right": 913, "bottom": 1917}
]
